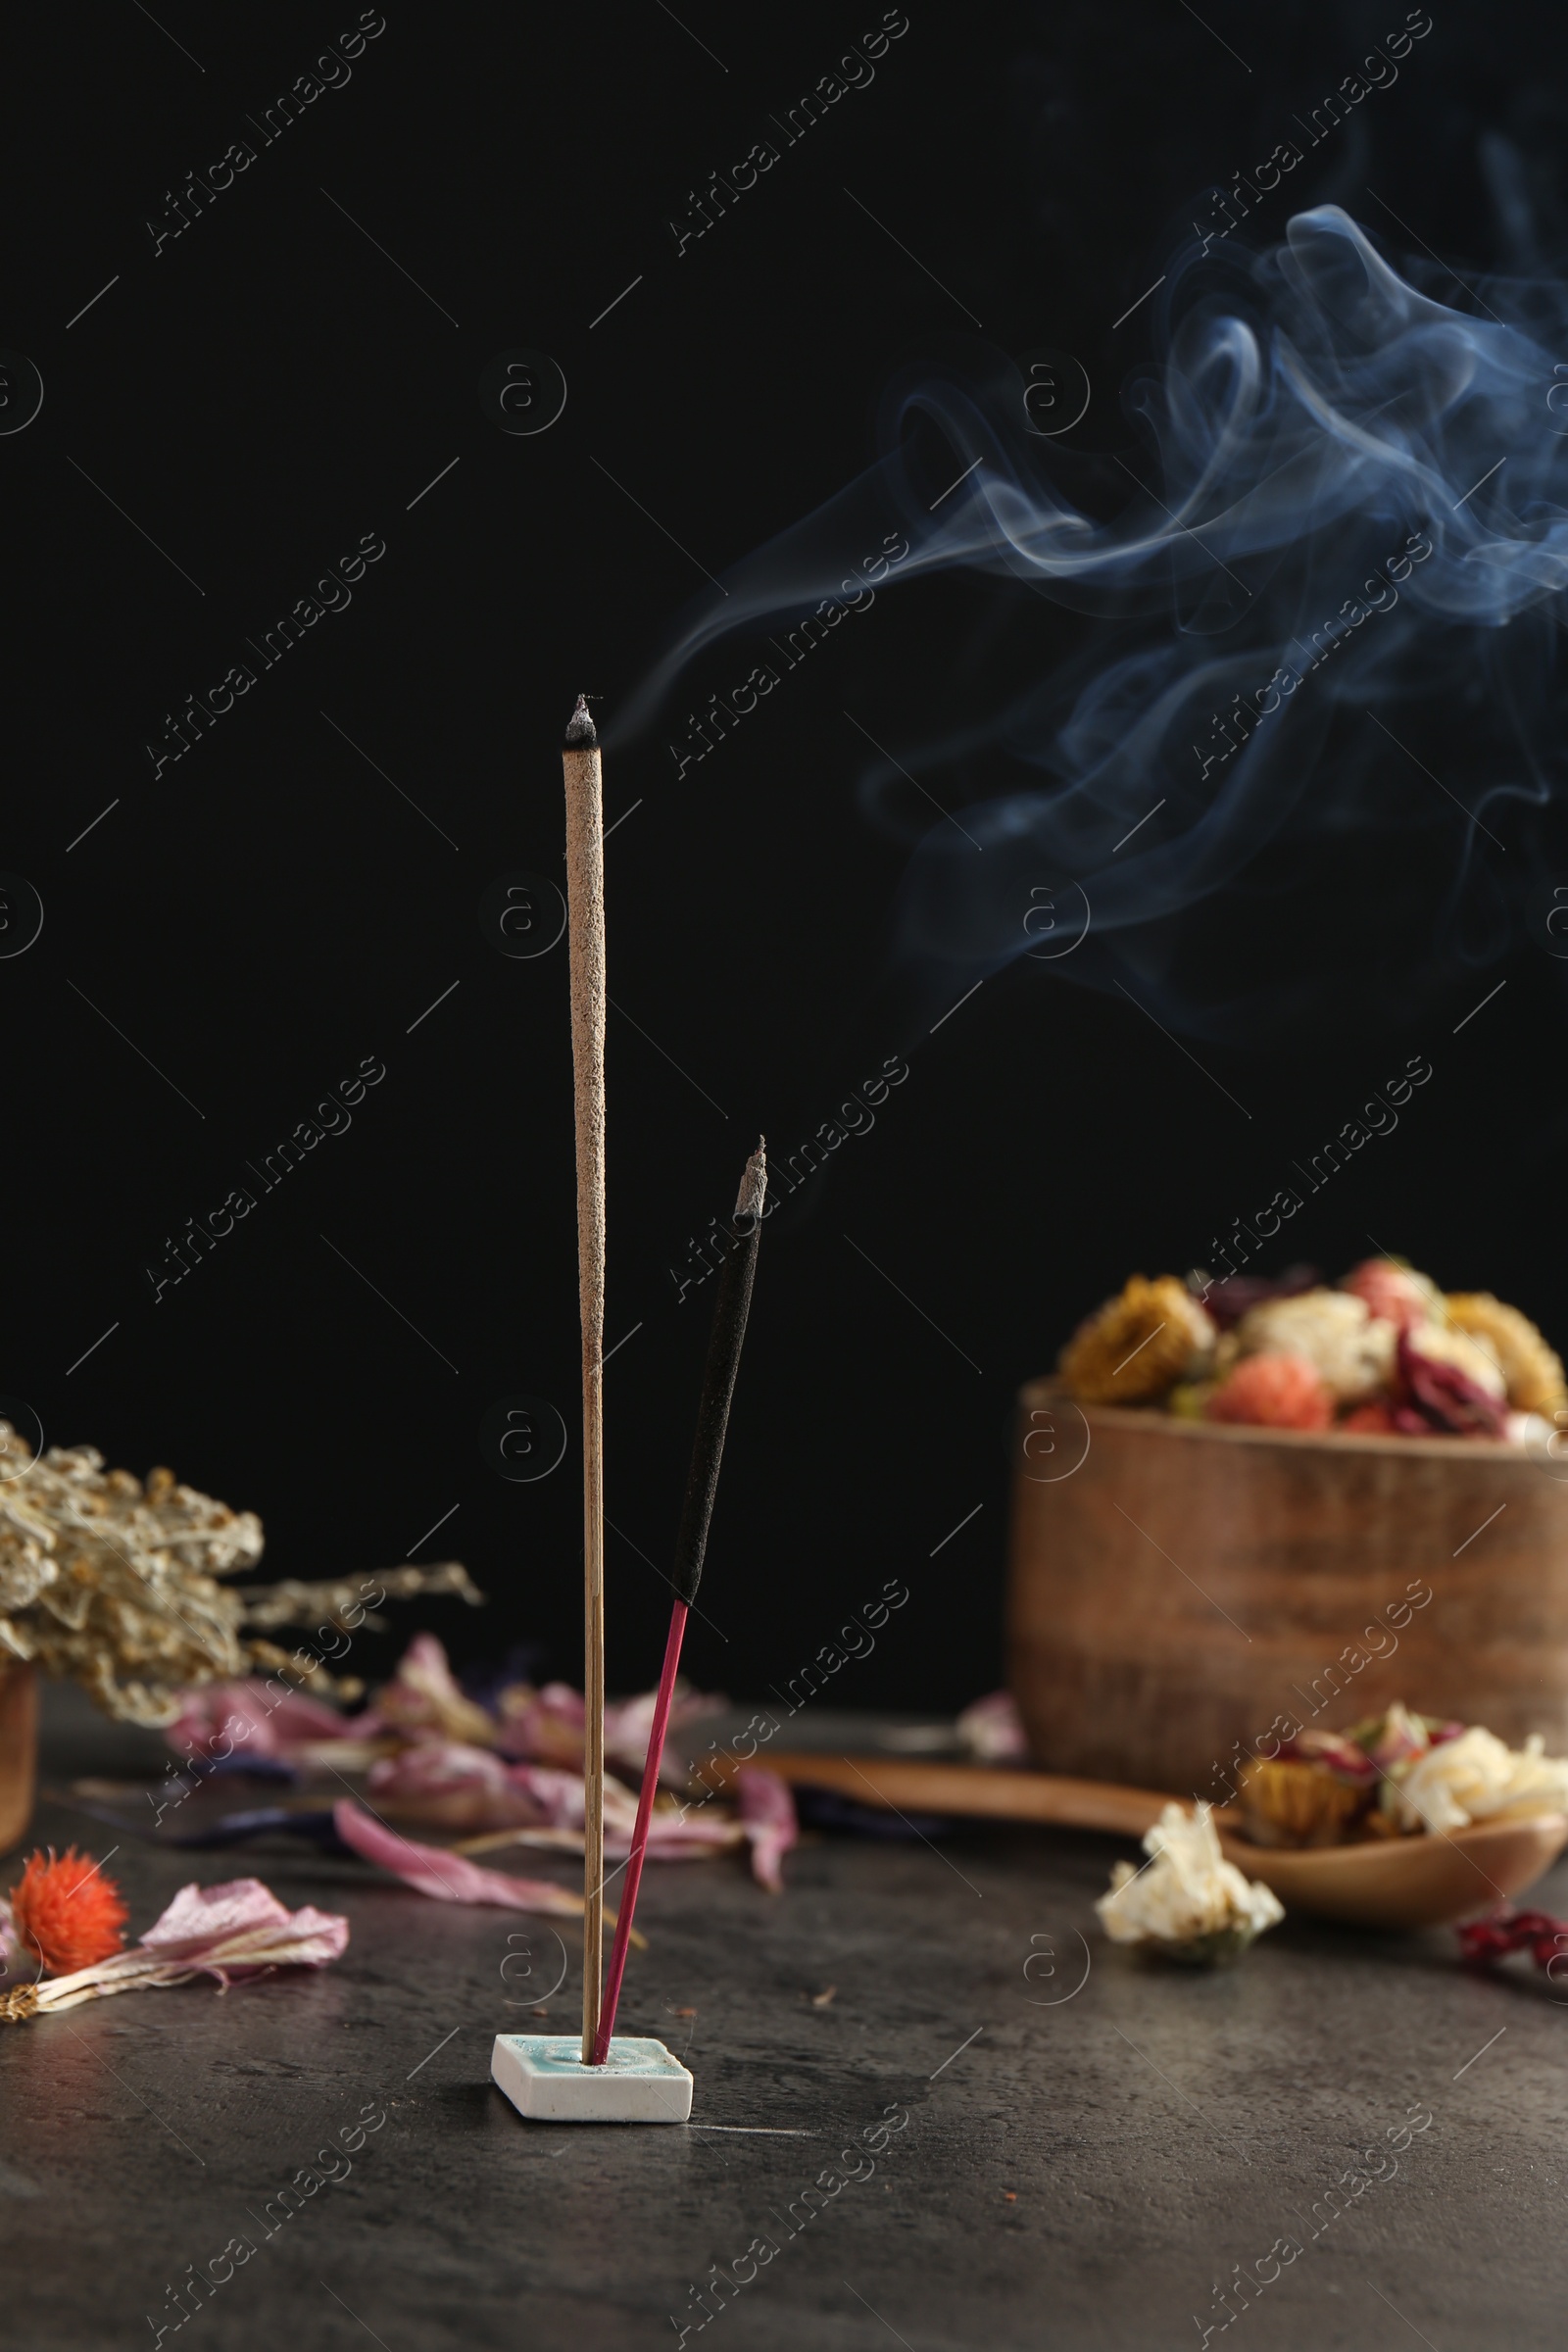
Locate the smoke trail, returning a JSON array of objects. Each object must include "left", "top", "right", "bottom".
[{"left": 618, "top": 205, "right": 1568, "bottom": 1040}]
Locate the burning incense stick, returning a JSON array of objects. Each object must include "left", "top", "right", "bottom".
[
  {"left": 592, "top": 1139, "right": 767, "bottom": 2065},
  {"left": 562, "top": 693, "right": 608, "bottom": 2064}
]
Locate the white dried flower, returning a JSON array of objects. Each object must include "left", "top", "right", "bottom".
[
  {"left": 1096, "top": 1800, "right": 1284, "bottom": 1962},
  {"left": 1232, "top": 1290, "right": 1394, "bottom": 1404},
  {"left": 1388, "top": 1726, "right": 1568, "bottom": 1835}
]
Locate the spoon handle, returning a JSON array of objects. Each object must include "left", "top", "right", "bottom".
[{"left": 698, "top": 1749, "right": 1178, "bottom": 1838}]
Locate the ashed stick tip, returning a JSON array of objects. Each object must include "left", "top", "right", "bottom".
[
  {"left": 564, "top": 694, "right": 599, "bottom": 749},
  {"left": 735, "top": 1137, "right": 767, "bottom": 1220}
]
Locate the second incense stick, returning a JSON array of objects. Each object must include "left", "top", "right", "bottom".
[
  {"left": 562, "top": 694, "right": 607, "bottom": 2063},
  {"left": 592, "top": 1140, "right": 767, "bottom": 2064}
]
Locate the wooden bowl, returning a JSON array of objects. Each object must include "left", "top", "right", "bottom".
[
  {"left": 1006, "top": 1382, "right": 1568, "bottom": 1797},
  {"left": 0, "top": 1663, "right": 37, "bottom": 1854}
]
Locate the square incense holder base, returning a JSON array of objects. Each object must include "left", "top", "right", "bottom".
[{"left": 491, "top": 2034, "right": 694, "bottom": 2124}]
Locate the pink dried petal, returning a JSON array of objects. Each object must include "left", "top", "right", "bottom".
[
  {"left": 636, "top": 1819, "right": 745, "bottom": 1859},
  {"left": 1397, "top": 1331, "right": 1508, "bottom": 1439},
  {"left": 135, "top": 1877, "right": 349, "bottom": 1975},
  {"left": 956, "top": 1690, "right": 1030, "bottom": 1762},
  {"left": 369, "top": 1740, "right": 511, "bottom": 1791},
  {"left": 606, "top": 1684, "right": 727, "bottom": 1786},
  {"left": 735, "top": 1767, "right": 798, "bottom": 1894},
  {"left": 371, "top": 1634, "right": 497, "bottom": 1745},
  {"left": 498, "top": 1678, "right": 724, "bottom": 1781},
  {"left": 1284, "top": 1731, "right": 1378, "bottom": 1783},
  {"left": 364, "top": 1740, "right": 532, "bottom": 1831},
  {"left": 1458, "top": 1906, "right": 1568, "bottom": 1972},
  {"left": 139, "top": 1877, "right": 293, "bottom": 1948},
  {"left": 494, "top": 1680, "right": 586, "bottom": 1763},
  {"left": 502, "top": 1763, "right": 645, "bottom": 1835},
  {"left": 331, "top": 1799, "right": 583, "bottom": 1916},
  {"left": 385, "top": 1632, "right": 466, "bottom": 1705},
  {"left": 504, "top": 1762, "right": 589, "bottom": 1828},
  {"left": 167, "top": 1681, "right": 350, "bottom": 1761}
]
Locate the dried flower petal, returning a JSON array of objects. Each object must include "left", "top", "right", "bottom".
[
  {"left": 331, "top": 1797, "right": 586, "bottom": 1915},
  {"left": 1457, "top": 1907, "right": 1568, "bottom": 1972},
  {"left": 368, "top": 1632, "right": 497, "bottom": 1746},
  {"left": 735, "top": 1767, "right": 798, "bottom": 1893},
  {"left": 1396, "top": 1329, "right": 1508, "bottom": 1439},
  {"left": 956, "top": 1690, "right": 1030, "bottom": 1763},
  {"left": 1285, "top": 1728, "right": 1382, "bottom": 1780},
  {"left": 168, "top": 1680, "right": 353, "bottom": 1762},
  {"left": 494, "top": 1674, "right": 724, "bottom": 1788},
  {"left": 604, "top": 1684, "right": 726, "bottom": 1787},
  {"left": 136, "top": 1876, "right": 350, "bottom": 1973}
]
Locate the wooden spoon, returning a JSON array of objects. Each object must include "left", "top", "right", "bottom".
[{"left": 700, "top": 1750, "right": 1568, "bottom": 1931}]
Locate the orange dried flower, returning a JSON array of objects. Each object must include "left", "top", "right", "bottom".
[
  {"left": 1058, "top": 1275, "right": 1215, "bottom": 1404},
  {"left": 10, "top": 1846, "right": 128, "bottom": 1975},
  {"left": 1238, "top": 1759, "right": 1370, "bottom": 1847},
  {"left": 1205, "top": 1351, "right": 1333, "bottom": 1431}
]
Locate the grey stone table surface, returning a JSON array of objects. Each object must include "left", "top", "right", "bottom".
[{"left": 5, "top": 1687, "right": 1566, "bottom": 2352}]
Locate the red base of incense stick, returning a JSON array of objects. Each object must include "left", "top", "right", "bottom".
[{"left": 591, "top": 1597, "right": 689, "bottom": 2066}]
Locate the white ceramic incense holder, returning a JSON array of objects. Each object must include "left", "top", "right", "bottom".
[{"left": 491, "top": 2034, "right": 694, "bottom": 2124}]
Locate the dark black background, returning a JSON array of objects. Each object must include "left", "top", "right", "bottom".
[{"left": 5, "top": 0, "right": 1565, "bottom": 1716}]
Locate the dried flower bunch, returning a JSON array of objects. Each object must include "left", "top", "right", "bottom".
[
  {"left": 0, "top": 1432, "right": 262, "bottom": 1720},
  {"left": 0, "top": 1422, "right": 482, "bottom": 1723},
  {"left": 1238, "top": 1702, "right": 1568, "bottom": 1848},
  {"left": 1058, "top": 1260, "right": 1566, "bottom": 1440}
]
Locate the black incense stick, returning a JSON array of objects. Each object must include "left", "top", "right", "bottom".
[
  {"left": 671, "top": 1138, "right": 767, "bottom": 1606},
  {"left": 591, "top": 1140, "right": 766, "bottom": 2064}
]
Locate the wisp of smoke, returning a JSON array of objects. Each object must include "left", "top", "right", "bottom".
[{"left": 620, "top": 205, "right": 1568, "bottom": 1041}]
